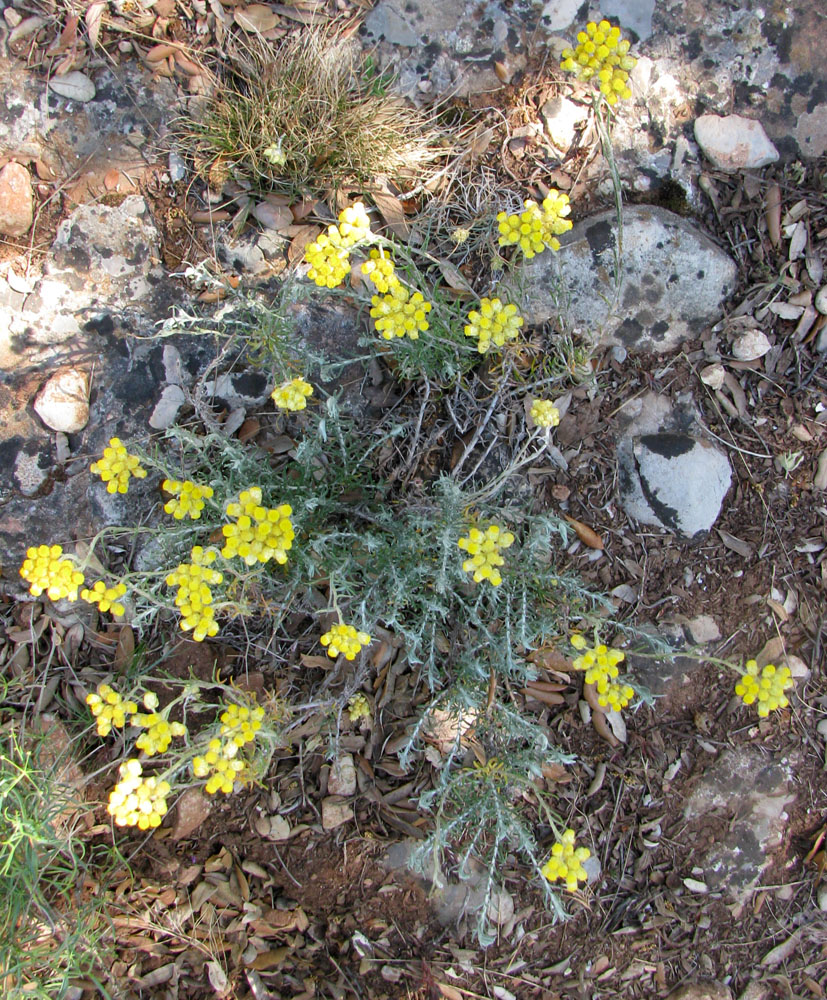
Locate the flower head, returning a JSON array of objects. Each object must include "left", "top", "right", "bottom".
[
  {"left": 272, "top": 377, "right": 314, "bottom": 412},
  {"left": 361, "top": 248, "right": 399, "bottom": 293},
  {"left": 321, "top": 622, "right": 372, "bottom": 660},
  {"left": 107, "top": 759, "right": 171, "bottom": 829},
  {"left": 464, "top": 298, "right": 524, "bottom": 354},
  {"left": 457, "top": 523, "right": 515, "bottom": 586},
  {"left": 337, "top": 202, "right": 372, "bottom": 245},
  {"left": 542, "top": 829, "right": 590, "bottom": 891},
  {"left": 305, "top": 229, "right": 351, "bottom": 288},
  {"left": 560, "top": 19, "right": 637, "bottom": 105},
  {"left": 131, "top": 711, "right": 187, "bottom": 756},
  {"left": 86, "top": 683, "right": 138, "bottom": 737},
  {"left": 347, "top": 693, "right": 372, "bottom": 723},
  {"left": 220, "top": 702, "right": 265, "bottom": 748},
  {"left": 370, "top": 285, "right": 432, "bottom": 340},
  {"left": 221, "top": 487, "right": 294, "bottom": 566},
  {"left": 735, "top": 660, "right": 793, "bottom": 718},
  {"left": 90, "top": 438, "right": 147, "bottom": 494},
  {"left": 530, "top": 399, "right": 561, "bottom": 428},
  {"left": 570, "top": 638, "right": 632, "bottom": 709},
  {"left": 20, "top": 544, "right": 85, "bottom": 601},
  {"left": 192, "top": 733, "right": 250, "bottom": 794},
  {"left": 166, "top": 545, "right": 223, "bottom": 642},
  {"left": 81, "top": 580, "right": 127, "bottom": 616},
  {"left": 162, "top": 480, "right": 214, "bottom": 520},
  {"left": 497, "top": 191, "right": 572, "bottom": 257}
]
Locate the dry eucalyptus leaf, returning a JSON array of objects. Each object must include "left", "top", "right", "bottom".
[
  {"left": 814, "top": 447, "right": 827, "bottom": 491},
  {"left": 49, "top": 71, "right": 96, "bottom": 102},
  {"left": 234, "top": 4, "right": 279, "bottom": 32},
  {"left": 564, "top": 515, "right": 603, "bottom": 549},
  {"left": 206, "top": 960, "right": 230, "bottom": 995},
  {"left": 717, "top": 529, "right": 754, "bottom": 559},
  {"left": 436, "top": 259, "right": 474, "bottom": 293},
  {"left": 372, "top": 190, "right": 410, "bottom": 241}
]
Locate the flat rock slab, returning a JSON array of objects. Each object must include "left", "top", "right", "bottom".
[
  {"left": 683, "top": 746, "right": 795, "bottom": 903},
  {"left": 694, "top": 114, "right": 779, "bottom": 171},
  {"left": 519, "top": 206, "right": 738, "bottom": 352}
]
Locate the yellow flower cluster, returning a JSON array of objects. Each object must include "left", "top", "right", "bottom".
[
  {"left": 166, "top": 546, "right": 223, "bottom": 642},
  {"left": 304, "top": 203, "right": 372, "bottom": 288},
  {"left": 90, "top": 437, "right": 147, "bottom": 494},
  {"left": 192, "top": 738, "right": 246, "bottom": 794},
  {"left": 20, "top": 544, "right": 84, "bottom": 601},
  {"left": 457, "top": 523, "right": 515, "bottom": 586},
  {"left": 370, "top": 285, "right": 432, "bottom": 340},
  {"left": 305, "top": 230, "right": 351, "bottom": 288},
  {"left": 735, "top": 660, "right": 793, "bottom": 718},
  {"left": 272, "top": 377, "right": 314, "bottom": 411},
  {"left": 81, "top": 580, "right": 127, "bottom": 616},
  {"left": 361, "top": 248, "right": 399, "bottom": 293},
  {"left": 321, "top": 622, "right": 372, "bottom": 660},
  {"left": 162, "top": 480, "right": 214, "bottom": 520},
  {"left": 571, "top": 635, "right": 634, "bottom": 710},
  {"left": 132, "top": 711, "right": 187, "bottom": 756},
  {"left": 86, "top": 683, "right": 138, "bottom": 737},
  {"left": 530, "top": 399, "right": 561, "bottom": 428},
  {"left": 464, "top": 298, "right": 524, "bottom": 354},
  {"left": 107, "top": 759, "right": 170, "bottom": 829},
  {"left": 560, "top": 20, "right": 637, "bottom": 105},
  {"left": 220, "top": 702, "right": 265, "bottom": 748},
  {"left": 497, "top": 191, "right": 573, "bottom": 258},
  {"left": 347, "top": 692, "right": 371, "bottom": 722},
  {"left": 337, "top": 202, "right": 372, "bottom": 245},
  {"left": 221, "top": 488, "right": 294, "bottom": 566},
  {"left": 541, "top": 829, "right": 590, "bottom": 891}
]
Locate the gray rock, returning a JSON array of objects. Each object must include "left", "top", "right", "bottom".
[
  {"left": 33, "top": 369, "right": 90, "bottom": 433},
  {"left": 616, "top": 390, "right": 731, "bottom": 537},
  {"left": 683, "top": 746, "right": 795, "bottom": 903},
  {"left": 168, "top": 151, "right": 188, "bottom": 183},
  {"left": 321, "top": 796, "right": 354, "bottom": 830},
  {"left": 327, "top": 754, "right": 357, "bottom": 797},
  {"left": 624, "top": 623, "right": 698, "bottom": 697},
  {"left": 686, "top": 615, "right": 721, "bottom": 644},
  {"left": 694, "top": 114, "right": 779, "bottom": 171},
  {"left": 792, "top": 104, "right": 827, "bottom": 159},
  {"left": 149, "top": 384, "right": 188, "bottom": 430},
  {"left": 667, "top": 984, "right": 733, "bottom": 1000},
  {"left": 170, "top": 787, "right": 212, "bottom": 840},
  {"left": 0, "top": 162, "right": 34, "bottom": 237},
  {"left": 519, "top": 206, "right": 738, "bottom": 352},
  {"left": 601, "top": 0, "right": 656, "bottom": 42},
  {"left": 540, "top": 0, "right": 581, "bottom": 32}
]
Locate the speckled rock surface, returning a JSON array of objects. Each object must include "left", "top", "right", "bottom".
[
  {"left": 519, "top": 205, "right": 738, "bottom": 352},
  {"left": 683, "top": 746, "right": 796, "bottom": 903}
]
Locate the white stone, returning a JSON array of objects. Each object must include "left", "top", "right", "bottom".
[
  {"left": 620, "top": 432, "right": 732, "bottom": 537},
  {"left": 149, "top": 384, "right": 187, "bottom": 430},
  {"left": 700, "top": 364, "right": 726, "bottom": 390},
  {"left": 48, "top": 71, "right": 96, "bottom": 103},
  {"left": 694, "top": 114, "right": 779, "bottom": 171},
  {"left": 170, "top": 787, "right": 212, "bottom": 839},
  {"left": 322, "top": 796, "right": 354, "bottom": 830},
  {"left": 33, "top": 369, "right": 89, "bottom": 433},
  {"left": 541, "top": 95, "right": 587, "bottom": 151},
  {"left": 731, "top": 329, "right": 771, "bottom": 360},
  {"left": 327, "top": 754, "right": 357, "bottom": 797},
  {"left": 686, "top": 615, "right": 721, "bottom": 644}
]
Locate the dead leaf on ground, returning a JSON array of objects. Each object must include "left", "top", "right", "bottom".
[
  {"left": 565, "top": 515, "right": 604, "bottom": 549},
  {"left": 288, "top": 224, "right": 321, "bottom": 263},
  {"left": 371, "top": 190, "right": 410, "bottom": 241}
]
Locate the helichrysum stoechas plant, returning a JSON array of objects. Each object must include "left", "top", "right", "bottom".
[
  {"left": 464, "top": 298, "right": 524, "bottom": 354},
  {"left": 361, "top": 248, "right": 399, "bottom": 293},
  {"left": 86, "top": 683, "right": 138, "bottom": 737},
  {"left": 542, "top": 829, "right": 591, "bottom": 891},
  {"left": 530, "top": 399, "right": 561, "bottom": 428},
  {"left": 457, "top": 523, "right": 515, "bottom": 586},
  {"left": 321, "top": 622, "right": 372, "bottom": 660},
  {"left": 90, "top": 437, "right": 147, "bottom": 494},
  {"left": 497, "top": 191, "right": 573, "bottom": 258},
  {"left": 132, "top": 691, "right": 188, "bottom": 756},
  {"left": 81, "top": 580, "right": 128, "bottom": 615},
  {"left": 370, "top": 284, "right": 432, "bottom": 340},
  {"left": 221, "top": 488, "right": 294, "bottom": 565},
  {"left": 735, "top": 660, "right": 793, "bottom": 717},
  {"left": 162, "top": 479, "right": 214, "bottom": 520},
  {"left": 272, "top": 376, "right": 314, "bottom": 411},
  {"left": 560, "top": 19, "right": 637, "bottom": 105},
  {"left": 571, "top": 634, "right": 635, "bottom": 711},
  {"left": 165, "top": 545, "right": 223, "bottom": 641},
  {"left": 19, "top": 544, "right": 85, "bottom": 601}
]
